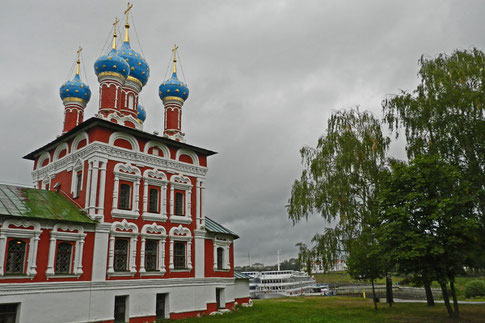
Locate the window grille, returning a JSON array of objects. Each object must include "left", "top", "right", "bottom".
[
  {"left": 114, "top": 296, "right": 127, "bottom": 323},
  {"left": 114, "top": 239, "right": 129, "bottom": 271},
  {"left": 156, "top": 294, "right": 166, "bottom": 319},
  {"left": 5, "top": 240, "right": 26, "bottom": 274},
  {"left": 119, "top": 184, "right": 131, "bottom": 210},
  {"left": 145, "top": 240, "right": 158, "bottom": 271},
  {"left": 55, "top": 242, "right": 73, "bottom": 273},
  {"left": 174, "top": 242, "right": 186, "bottom": 269},
  {"left": 217, "top": 247, "right": 224, "bottom": 270},
  {"left": 148, "top": 188, "right": 158, "bottom": 213},
  {"left": 175, "top": 192, "right": 184, "bottom": 215},
  {"left": 75, "top": 172, "right": 82, "bottom": 197}
]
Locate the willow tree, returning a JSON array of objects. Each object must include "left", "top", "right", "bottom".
[
  {"left": 382, "top": 48, "right": 485, "bottom": 268},
  {"left": 288, "top": 108, "right": 390, "bottom": 276}
]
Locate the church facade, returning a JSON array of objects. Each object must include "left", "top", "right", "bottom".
[{"left": 0, "top": 5, "right": 249, "bottom": 323}]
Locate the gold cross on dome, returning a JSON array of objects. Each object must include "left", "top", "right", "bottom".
[
  {"left": 124, "top": 2, "right": 133, "bottom": 21},
  {"left": 76, "top": 46, "right": 82, "bottom": 75},
  {"left": 113, "top": 17, "right": 119, "bottom": 29},
  {"left": 172, "top": 44, "right": 178, "bottom": 73}
]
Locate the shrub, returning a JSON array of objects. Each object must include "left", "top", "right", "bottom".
[{"left": 464, "top": 280, "right": 485, "bottom": 298}]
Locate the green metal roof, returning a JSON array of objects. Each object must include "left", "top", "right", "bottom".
[
  {"left": 0, "top": 184, "right": 95, "bottom": 223},
  {"left": 205, "top": 217, "right": 239, "bottom": 238},
  {"left": 234, "top": 271, "right": 250, "bottom": 279}
]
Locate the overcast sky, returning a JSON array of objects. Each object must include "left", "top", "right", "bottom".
[{"left": 1, "top": 0, "right": 485, "bottom": 266}]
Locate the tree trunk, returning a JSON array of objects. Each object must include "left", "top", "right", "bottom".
[
  {"left": 385, "top": 273, "right": 393, "bottom": 307},
  {"left": 424, "top": 282, "right": 435, "bottom": 306},
  {"left": 450, "top": 280, "right": 459, "bottom": 318},
  {"left": 439, "top": 281, "right": 454, "bottom": 317},
  {"left": 371, "top": 278, "right": 378, "bottom": 311}
]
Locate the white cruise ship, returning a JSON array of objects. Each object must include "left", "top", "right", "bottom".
[{"left": 243, "top": 270, "right": 316, "bottom": 299}]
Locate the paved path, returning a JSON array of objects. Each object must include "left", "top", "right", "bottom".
[{"left": 393, "top": 298, "right": 485, "bottom": 305}]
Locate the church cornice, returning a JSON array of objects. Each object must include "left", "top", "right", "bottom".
[
  {"left": 23, "top": 117, "right": 217, "bottom": 161},
  {"left": 31, "top": 141, "right": 208, "bottom": 181}
]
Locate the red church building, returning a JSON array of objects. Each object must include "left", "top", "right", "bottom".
[{"left": 0, "top": 5, "right": 249, "bottom": 323}]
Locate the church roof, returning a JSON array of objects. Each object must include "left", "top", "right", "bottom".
[
  {"left": 205, "top": 217, "right": 239, "bottom": 238},
  {"left": 23, "top": 117, "right": 217, "bottom": 160},
  {"left": 0, "top": 184, "right": 95, "bottom": 223},
  {"left": 234, "top": 271, "right": 250, "bottom": 279}
]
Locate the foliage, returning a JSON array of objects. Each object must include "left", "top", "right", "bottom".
[
  {"left": 464, "top": 280, "right": 485, "bottom": 298},
  {"left": 295, "top": 242, "right": 314, "bottom": 275},
  {"left": 382, "top": 48, "right": 485, "bottom": 268},
  {"left": 377, "top": 154, "right": 478, "bottom": 316},
  {"left": 288, "top": 108, "right": 390, "bottom": 272},
  {"left": 346, "top": 230, "right": 387, "bottom": 283}
]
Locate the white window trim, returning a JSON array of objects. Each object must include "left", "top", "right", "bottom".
[
  {"left": 169, "top": 174, "right": 192, "bottom": 224},
  {"left": 46, "top": 224, "right": 86, "bottom": 277},
  {"left": 213, "top": 237, "right": 232, "bottom": 271},
  {"left": 112, "top": 163, "right": 141, "bottom": 219},
  {"left": 139, "top": 223, "right": 167, "bottom": 276},
  {"left": 107, "top": 220, "right": 138, "bottom": 276},
  {"left": 142, "top": 169, "right": 168, "bottom": 222},
  {"left": 70, "top": 159, "right": 84, "bottom": 198},
  {"left": 0, "top": 219, "right": 42, "bottom": 278},
  {"left": 169, "top": 225, "right": 192, "bottom": 271}
]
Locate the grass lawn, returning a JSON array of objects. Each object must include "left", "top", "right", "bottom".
[{"left": 169, "top": 296, "right": 485, "bottom": 322}]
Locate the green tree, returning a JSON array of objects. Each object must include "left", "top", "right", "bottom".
[
  {"left": 378, "top": 155, "right": 477, "bottom": 318},
  {"left": 296, "top": 242, "right": 315, "bottom": 275},
  {"left": 382, "top": 48, "right": 485, "bottom": 268},
  {"left": 346, "top": 228, "right": 387, "bottom": 310},
  {"left": 288, "top": 108, "right": 391, "bottom": 306}
]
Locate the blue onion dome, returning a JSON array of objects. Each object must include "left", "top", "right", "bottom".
[
  {"left": 94, "top": 48, "right": 130, "bottom": 80},
  {"left": 59, "top": 73, "right": 91, "bottom": 104},
  {"left": 117, "top": 41, "right": 150, "bottom": 87},
  {"left": 159, "top": 72, "right": 189, "bottom": 102},
  {"left": 136, "top": 104, "right": 146, "bottom": 123}
]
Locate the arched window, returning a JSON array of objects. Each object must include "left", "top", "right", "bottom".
[
  {"left": 75, "top": 172, "right": 82, "bottom": 198},
  {"left": 55, "top": 242, "right": 73, "bottom": 273},
  {"left": 6, "top": 240, "right": 26, "bottom": 274},
  {"left": 119, "top": 184, "right": 131, "bottom": 210},
  {"left": 175, "top": 192, "right": 184, "bottom": 216},
  {"left": 148, "top": 188, "right": 159, "bottom": 213},
  {"left": 145, "top": 240, "right": 158, "bottom": 271},
  {"left": 128, "top": 95, "right": 134, "bottom": 110},
  {"left": 173, "top": 242, "right": 186, "bottom": 269},
  {"left": 217, "top": 247, "right": 224, "bottom": 270},
  {"left": 114, "top": 239, "right": 129, "bottom": 271}
]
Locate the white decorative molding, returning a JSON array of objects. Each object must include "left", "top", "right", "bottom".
[
  {"left": 142, "top": 169, "right": 168, "bottom": 222},
  {"left": 46, "top": 224, "right": 87, "bottom": 277},
  {"left": 168, "top": 225, "right": 192, "bottom": 271},
  {"left": 31, "top": 142, "right": 208, "bottom": 184},
  {"left": 144, "top": 141, "right": 171, "bottom": 159},
  {"left": 176, "top": 149, "right": 200, "bottom": 166},
  {"left": 108, "top": 131, "right": 141, "bottom": 152},
  {"left": 70, "top": 158, "right": 84, "bottom": 197},
  {"left": 111, "top": 163, "right": 142, "bottom": 219},
  {"left": 107, "top": 220, "right": 139, "bottom": 275},
  {"left": 169, "top": 174, "right": 193, "bottom": 224},
  {"left": 105, "top": 112, "right": 143, "bottom": 131},
  {"left": 53, "top": 142, "right": 69, "bottom": 161},
  {"left": 140, "top": 223, "right": 167, "bottom": 275},
  {"left": 213, "top": 237, "right": 232, "bottom": 271},
  {"left": 71, "top": 131, "right": 89, "bottom": 153},
  {"left": 0, "top": 220, "right": 42, "bottom": 277},
  {"left": 37, "top": 151, "right": 51, "bottom": 170}
]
